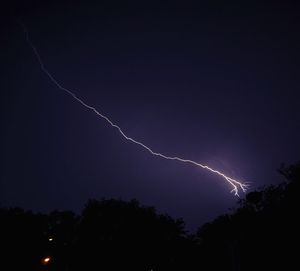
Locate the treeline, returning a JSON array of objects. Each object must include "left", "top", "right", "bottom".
[
  {"left": 0, "top": 163, "right": 299, "bottom": 270},
  {"left": 197, "top": 163, "right": 299, "bottom": 270}
]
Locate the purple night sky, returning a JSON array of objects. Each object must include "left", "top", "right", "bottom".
[{"left": 1, "top": 0, "right": 300, "bottom": 231}]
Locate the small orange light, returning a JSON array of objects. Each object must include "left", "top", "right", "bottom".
[{"left": 42, "top": 257, "right": 51, "bottom": 265}]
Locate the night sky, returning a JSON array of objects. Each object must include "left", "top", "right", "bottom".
[{"left": 1, "top": 0, "right": 300, "bottom": 231}]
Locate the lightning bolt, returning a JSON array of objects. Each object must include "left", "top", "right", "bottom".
[{"left": 21, "top": 24, "right": 249, "bottom": 196}]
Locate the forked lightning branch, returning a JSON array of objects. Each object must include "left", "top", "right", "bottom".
[{"left": 21, "top": 24, "right": 249, "bottom": 196}]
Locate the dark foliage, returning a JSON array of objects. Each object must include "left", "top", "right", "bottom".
[
  {"left": 197, "top": 162, "right": 300, "bottom": 270},
  {"left": 0, "top": 199, "right": 196, "bottom": 270},
  {"left": 0, "top": 163, "right": 299, "bottom": 270}
]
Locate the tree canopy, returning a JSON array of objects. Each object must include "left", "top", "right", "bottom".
[{"left": 1, "top": 162, "right": 299, "bottom": 270}]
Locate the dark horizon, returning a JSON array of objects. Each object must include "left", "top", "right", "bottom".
[
  {"left": 1, "top": 0, "right": 300, "bottom": 231},
  {"left": 1, "top": 164, "right": 299, "bottom": 270}
]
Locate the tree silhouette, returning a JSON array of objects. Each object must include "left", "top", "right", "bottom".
[
  {"left": 197, "top": 162, "right": 300, "bottom": 270},
  {"left": 71, "top": 199, "right": 190, "bottom": 270},
  {"left": 1, "top": 162, "right": 299, "bottom": 270}
]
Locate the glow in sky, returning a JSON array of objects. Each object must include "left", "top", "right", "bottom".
[{"left": 21, "top": 24, "right": 249, "bottom": 196}]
